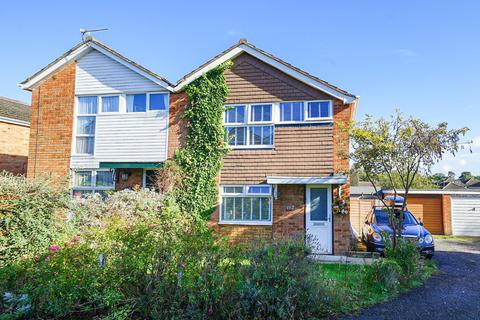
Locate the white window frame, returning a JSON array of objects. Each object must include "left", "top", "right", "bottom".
[
  {"left": 219, "top": 184, "right": 273, "bottom": 225},
  {"left": 305, "top": 100, "right": 333, "bottom": 121},
  {"left": 224, "top": 103, "right": 275, "bottom": 149},
  {"left": 278, "top": 101, "right": 305, "bottom": 123},
  {"left": 125, "top": 92, "right": 170, "bottom": 113},
  {"left": 142, "top": 169, "right": 158, "bottom": 190},
  {"left": 99, "top": 95, "right": 121, "bottom": 114},
  {"left": 71, "top": 169, "right": 115, "bottom": 196},
  {"left": 74, "top": 95, "right": 98, "bottom": 156}
]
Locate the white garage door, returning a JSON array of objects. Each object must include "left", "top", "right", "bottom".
[{"left": 451, "top": 195, "right": 480, "bottom": 236}]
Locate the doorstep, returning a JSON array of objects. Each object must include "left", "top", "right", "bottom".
[{"left": 308, "top": 254, "right": 376, "bottom": 265}]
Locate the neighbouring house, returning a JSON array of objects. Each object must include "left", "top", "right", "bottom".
[
  {"left": 350, "top": 188, "right": 480, "bottom": 237},
  {"left": 0, "top": 96, "right": 30, "bottom": 174},
  {"left": 19, "top": 37, "right": 359, "bottom": 255}
]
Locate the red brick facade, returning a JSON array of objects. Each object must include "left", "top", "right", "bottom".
[
  {"left": 0, "top": 121, "right": 29, "bottom": 174},
  {"left": 27, "top": 62, "right": 76, "bottom": 180}
]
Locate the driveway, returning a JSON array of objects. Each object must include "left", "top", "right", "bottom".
[{"left": 342, "top": 238, "right": 480, "bottom": 320}]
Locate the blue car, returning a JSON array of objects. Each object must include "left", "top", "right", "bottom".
[{"left": 361, "top": 205, "right": 435, "bottom": 259}]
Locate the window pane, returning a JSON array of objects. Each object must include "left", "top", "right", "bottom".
[
  {"left": 223, "top": 197, "right": 235, "bottom": 220},
  {"left": 244, "top": 197, "right": 252, "bottom": 220},
  {"left": 248, "top": 186, "right": 271, "bottom": 194},
  {"left": 234, "top": 197, "right": 243, "bottom": 220},
  {"left": 262, "top": 126, "right": 273, "bottom": 145},
  {"left": 223, "top": 186, "right": 243, "bottom": 194},
  {"left": 101, "top": 96, "right": 119, "bottom": 112},
  {"left": 250, "top": 126, "right": 262, "bottom": 145},
  {"left": 78, "top": 96, "right": 98, "bottom": 114},
  {"left": 126, "top": 94, "right": 147, "bottom": 112},
  {"left": 226, "top": 127, "right": 246, "bottom": 146},
  {"left": 260, "top": 197, "right": 271, "bottom": 220},
  {"left": 145, "top": 170, "right": 158, "bottom": 190},
  {"left": 292, "top": 102, "right": 304, "bottom": 121},
  {"left": 75, "top": 137, "right": 94, "bottom": 154},
  {"left": 308, "top": 101, "right": 331, "bottom": 118},
  {"left": 251, "top": 104, "right": 272, "bottom": 122},
  {"left": 77, "top": 116, "right": 96, "bottom": 134},
  {"left": 96, "top": 171, "right": 114, "bottom": 187},
  {"left": 310, "top": 188, "right": 328, "bottom": 221},
  {"left": 150, "top": 93, "right": 168, "bottom": 111},
  {"left": 75, "top": 171, "right": 92, "bottom": 187},
  {"left": 320, "top": 101, "right": 331, "bottom": 117},
  {"left": 251, "top": 197, "right": 261, "bottom": 220},
  {"left": 225, "top": 105, "right": 245, "bottom": 123}
]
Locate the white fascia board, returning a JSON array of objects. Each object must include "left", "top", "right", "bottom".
[
  {"left": 0, "top": 116, "right": 30, "bottom": 127},
  {"left": 88, "top": 43, "right": 174, "bottom": 92},
  {"left": 174, "top": 44, "right": 357, "bottom": 104},
  {"left": 19, "top": 44, "right": 91, "bottom": 90},
  {"left": 267, "top": 176, "right": 347, "bottom": 185}
]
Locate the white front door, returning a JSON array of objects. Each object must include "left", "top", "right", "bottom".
[{"left": 306, "top": 185, "right": 333, "bottom": 254}]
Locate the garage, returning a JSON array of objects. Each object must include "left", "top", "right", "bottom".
[
  {"left": 406, "top": 195, "right": 443, "bottom": 235},
  {"left": 451, "top": 194, "right": 480, "bottom": 236}
]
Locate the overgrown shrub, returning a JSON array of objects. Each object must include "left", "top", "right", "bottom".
[
  {"left": 384, "top": 237, "right": 422, "bottom": 284},
  {"left": 365, "top": 259, "right": 402, "bottom": 292},
  {"left": 0, "top": 172, "right": 70, "bottom": 266}
]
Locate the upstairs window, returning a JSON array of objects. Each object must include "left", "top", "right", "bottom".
[
  {"left": 306, "top": 101, "right": 332, "bottom": 120},
  {"left": 76, "top": 96, "right": 97, "bottom": 155},
  {"left": 220, "top": 185, "right": 272, "bottom": 224},
  {"left": 250, "top": 104, "right": 272, "bottom": 122},
  {"left": 126, "top": 94, "right": 147, "bottom": 112},
  {"left": 280, "top": 102, "right": 304, "bottom": 122},
  {"left": 225, "top": 105, "right": 245, "bottom": 124},
  {"left": 149, "top": 93, "right": 168, "bottom": 111},
  {"left": 101, "top": 96, "right": 119, "bottom": 113}
]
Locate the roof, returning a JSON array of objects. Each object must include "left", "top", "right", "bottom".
[
  {"left": 382, "top": 189, "right": 480, "bottom": 195},
  {"left": 19, "top": 37, "right": 174, "bottom": 91},
  {"left": 350, "top": 185, "right": 378, "bottom": 196},
  {"left": 0, "top": 96, "right": 30, "bottom": 125},
  {"left": 174, "top": 39, "right": 359, "bottom": 104},
  {"left": 442, "top": 180, "right": 467, "bottom": 190}
]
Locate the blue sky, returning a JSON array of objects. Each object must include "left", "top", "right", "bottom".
[{"left": 0, "top": 0, "right": 478, "bottom": 175}]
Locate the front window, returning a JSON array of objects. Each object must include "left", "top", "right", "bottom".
[
  {"left": 220, "top": 185, "right": 272, "bottom": 224},
  {"left": 76, "top": 96, "right": 97, "bottom": 154},
  {"left": 374, "top": 209, "right": 418, "bottom": 226},
  {"left": 72, "top": 169, "right": 115, "bottom": 198},
  {"left": 126, "top": 94, "right": 147, "bottom": 112},
  {"left": 101, "top": 96, "right": 119, "bottom": 112},
  {"left": 149, "top": 93, "right": 168, "bottom": 111},
  {"left": 250, "top": 104, "right": 272, "bottom": 122}
]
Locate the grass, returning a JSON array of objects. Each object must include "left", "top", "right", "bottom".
[
  {"left": 434, "top": 235, "right": 480, "bottom": 242},
  {"left": 317, "top": 260, "right": 437, "bottom": 315}
]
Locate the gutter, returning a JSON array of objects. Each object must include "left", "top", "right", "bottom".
[{"left": 0, "top": 116, "right": 30, "bottom": 127}]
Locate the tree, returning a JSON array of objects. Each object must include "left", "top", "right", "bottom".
[
  {"left": 430, "top": 172, "right": 447, "bottom": 186},
  {"left": 349, "top": 110, "right": 468, "bottom": 248},
  {"left": 377, "top": 172, "right": 437, "bottom": 190},
  {"left": 459, "top": 171, "right": 473, "bottom": 182}
]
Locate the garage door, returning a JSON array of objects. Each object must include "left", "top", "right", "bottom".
[
  {"left": 451, "top": 195, "right": 480, "bottom": 236},
  {"left": 407, "top": 196, "right": 443, "bottom": 235}
]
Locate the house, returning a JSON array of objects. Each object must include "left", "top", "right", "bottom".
[
  {"left": 0, "top": 96, "right": 30, "bottom": 174},
  {"left": 20, "top": 38, "right": 359, "bottom": 255}
]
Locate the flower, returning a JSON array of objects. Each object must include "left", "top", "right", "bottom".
[
  {"left": 70, "top": 235, "right": 80, "bottom": 244},
  {"left": 49, "top": 245, "right": 60, "bottom": 253},
  {"left": 148, "top": 224, "right": 156, "bottom": 229}
]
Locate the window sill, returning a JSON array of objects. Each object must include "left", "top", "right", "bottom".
[
  {"left": 218, "top": 220, "right": 273, "bottom": 226},
  {"left": 230, "top": 145, "right": 275, "bottom": 150}
]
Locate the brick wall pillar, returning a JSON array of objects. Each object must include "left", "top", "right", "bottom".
[{"left": 442, "top": 194, "right": 452, "bottom": 236}]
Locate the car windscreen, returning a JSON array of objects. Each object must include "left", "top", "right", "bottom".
[{"left": 374, "top": 209, "right": 418, "bottom": 226}]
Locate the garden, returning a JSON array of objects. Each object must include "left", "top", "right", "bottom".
[{"left": 0, "top": 173, "right": 436, "bottom": 320}]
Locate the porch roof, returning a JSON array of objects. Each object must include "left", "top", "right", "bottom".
[{"left": 266, "top": 175, "right": 347, "bottom": 185}]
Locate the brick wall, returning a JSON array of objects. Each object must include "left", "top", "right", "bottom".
[
  {"left": 168, "top": 92, "right": 188, "bottom": 158},
  {"left": 27, "top": 62, "right": 76, "bottom": 179},
  {"left": 442, "top": 194, "right": 452, "bottom": 236},
  {"left": 0, "top": 121, "right": 29, "bottom": 174}
]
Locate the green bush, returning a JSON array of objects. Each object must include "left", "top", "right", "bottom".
[
  {"left": 0, "top": 172, "right": 70, "bottom": 266},
  {"left": 384, "top": 237, "right": 422, "bottom": 284},
  {"left": 365, "top": 259, "right": 401, "bottom": 292}
]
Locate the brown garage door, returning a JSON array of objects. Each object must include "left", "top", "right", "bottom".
[{"left": 407, "top": 195, "right": 443, "bottom": 235}]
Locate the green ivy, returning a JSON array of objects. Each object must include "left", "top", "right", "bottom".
[{"left": 170, "top": 62, "right": 232, "bottom": 220}]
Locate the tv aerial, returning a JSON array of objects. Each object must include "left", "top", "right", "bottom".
[{"left": 80, "top": 28, "right": 109, "bottom": 42}]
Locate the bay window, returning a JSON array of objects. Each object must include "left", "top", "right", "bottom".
[
  {"left": 72, "top": 169, "right": 115, "bottom": 198},
  {"left": 220, "top": 185, "right": 272, "bottom": 224}
]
